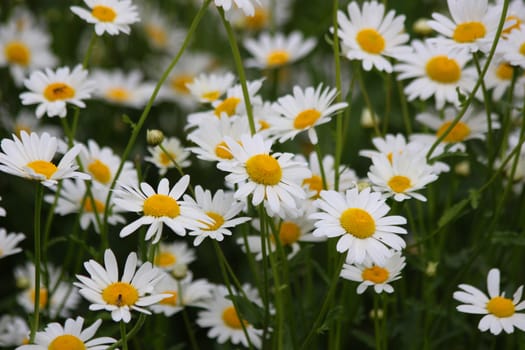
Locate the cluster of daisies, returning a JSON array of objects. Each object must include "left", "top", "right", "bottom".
[{"left": 0, "top": 0, "right": 525, "bottom": 348}]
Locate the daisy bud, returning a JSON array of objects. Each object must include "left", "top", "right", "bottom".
[
  {"left": 413, "top": 18, "right": 433, "bottom": 36},
  {"left": 171, "top": 263, "right": 188, "bottom": 280},
  {"left": 147, "top": 129, "right": 164, "bottom": 146},
  {"left": 360, "top": 108, "right": 379, "bottom": 128},
  {"left": 425, "top": 261, "right": 439, "bottom": 277},
  {"left": 454, "top": 160, "right": 470, "bottom": 176},
  {"left": 369, "top": 308, "right": 384, "bottom": 320},
  {"left": 356, "top": 180, "right": 371, "bottom": 191}
]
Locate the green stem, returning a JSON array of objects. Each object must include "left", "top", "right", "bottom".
[
  {"left": 106, "top": 314, "right": 147, "bottom": 350},
  {"left": 373, "top": 294, "right": 382, "bottom": 350},
  {"left": 355, "top": 63, "right": 381, "bottom": 136},
  {"left": 332, "top": 0, "right": 344, "bottom": 191},
  {"left": 29, "top": 183, "right": 44, "bottom": 342},
  {"left": 395, "top": 76, "right": 412, "bottom": 135},
  {"left": 177, "top": 280, "right": 200, "bottom": 350},
  {"left": 120, "top": 321, "right": 128, "bottom": 350}
]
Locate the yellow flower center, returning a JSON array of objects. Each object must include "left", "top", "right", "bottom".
[
  {"left": 486, "top": 296, "right": 515, "bottom": 318},
  {"left": 84, "top": 198, "right": 105, "bottom": 213},
  {"left": 102, "top": 282, "right": 139, "bottom": 306},
  {"left": 303, "top": 175, "right": 323, "bottom": 197},
  {"left": 340, "top": 208, "right": 376, "bottom": 239},
  {"left": 362, "top": 266, "right": 390, "bottom": 283},
  {"left": 26, "top": 160, "right": 57, "bottom": 179},
  {"left": 356, "top": 28, "right": 385, "bottom": 54},
  {"left": 436, "top": 121, "right": 471, "bottom": 143},
  {"left": 88, "top": 159, "right": 111, "bottom": 184},
  {"left": 145, "top": 24, "right": 167, "bottom": 47},
  {"left": 388, "top": 175, "right": 412, "bottom": 193},
  {"left": 425, "top": 55, "right": 461, "bottom": 83},
  {"left": 159, "top": 290, "right": 178, "bottom": 306},
  {"left": 30, "top": 288, "right": 48, "bottom": 308},
  {"left": 5, "top": 41, "right": 31, "bottom": 66},
  {"left": 159, "top": 151, "right": 175, "bottom": 166},
  {"left": 91, "top": 5, "right": 117, "bottom": 22},
  {"left": 214, "top": 97, "right": 241, "bottom": 117},
  {"left": 503, "top": 16, "right": 522, "bottom": 35},
  {"left": 266, "top": 50, "right": 290, "bottom": 67},
  {"left": 202, "top": 211, "right": 225, "bottom": 231},
  {"left": 43, "top": 82, "right": 76, "bottom": 101},
  {"left": 245, "top": 154, "right": 282, "bottom": 185},
  {"left": 106, "top": 87, "right": 130, "bottom": 102},
  {"left": 222, "top": 306, "right": 247, "bottom": 329},
  {"left": 202, "top": 90, "right": 220, "bottom": 102},
  {"left": 214, "top": 141, "right": 234, "bottom": 159},
  {"left": 171, "top": 75, "right": 194, "bottom": 94},
  {"left": 496, "top": 62, "right": 514, "bottom": 80},
  {"left": 143, "top": 194, "right": 180, "bottom": 218},
  {"left": 259, "top": 120, "right": 270, "bottom": 130},
  {"left": 279, "top": 221, "right": 301, "bottom": 245},
  {"left": 48, "top": 334, "right": 86, "bottom": 350},
  {"left": 245, "top": 8, "right": 269, "bottom": 30},
  {"left": 453, "top": 21, "right": 486, "bottom": 43},
  {"left": 155, "top": 251, "right": 177, "bottom": 267},
  {"left": 293, "top": 109, "right": 322, "bottom": 129}
]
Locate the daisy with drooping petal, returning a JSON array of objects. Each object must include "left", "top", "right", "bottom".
[
  {"left": 340, "top": 250, "right": 406, "bottom": 294},
  {"left": 0, "top": 315, "right": 29, "bottom": 347},
  {"left": 0, "top": 131, "right": 89, "bottom": 187},
  {"left": 17, "top": 316, "right": 115, "bottom": 350},
  {"left": 454, "top": 268, "right": 525, "bottom": 335},
  {"left": 243, "top": 31, "right": 317, "bottom": 69},
  {"left": 91, "top": 69, "right": 154, "bottom": 108},
  {"left": 499, "top": 26, "right": 525, "bottom": 69},
  {"left": 154, "top": 241, "right": 196, "bottom": 274},
  {"left": 215, "top": 0, "right": 261, "bottom": 17},
  {"left": 0, "top": 228, "right": 25, "bottom": 259},
  {"left": 186, "top": 72, "right": 236, "bottom": 104},
  {"left": 114, "top": 176, "right": 210, "bottom": 243},
  {"left": 217, "top": 133, "right": 311, "bottom": 214},
  {"left": 268, "top": 84, "right": 348, "bottom": 144},
  {"left": 184, "top": 186, "right": 251, "bottom": 246},
  {"left": 145, "top": 136, "right": 191, "bottom": 176},
  {"left": 71, "top": 0, "right": 140, "bottom": 36},
  {"left": 19, "top": 65, "right": 95, "bottom": 118},
  {"left": 334, "top": 1, "right": 410, "bottom": 73},
  {"left": 310, "top": 187, "right": 407, "bottom": 265},
  {"left": 75, "top": 249, "right": 167, "bottom": 323}
]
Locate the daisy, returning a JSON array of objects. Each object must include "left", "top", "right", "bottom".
[
  {"left": 145, "top": 136, "right": 191, "bottom": 176},
  {"left": 0, "top": 131, "right": 89, "bottom": 187},
  {"left": 184, "top": 186, "right": 251, "bottom": 246},
  {"left": 17, "top": 316, "right": 115, "bottom": 350},
  {"left": 340, "top": 250, "right": 406, "bottom": 294},
  {"left": 1, "top": 109, "right": 62, "bottom": 138},
  {"left": 113, "top": 176, "right": 210, "bottom": 243},
  {"left": 75, "top": 249, "right": 167, "bottom": 323},
  {"left": 19, "top": 65, "right": 95, "bottom": 118},
  {"left": 499, "top": 26, "right": 525, "bottom": 69},
  {"left": 154, "top": 241, "right": 196, "bottom": 273},
  {"left": 196, "top": 284, "right": 264, "bottom": 349},
  {"left": 186, "top": 72, "right": 236, "bottom": 104},
  {"left": 0, "top": 315, "right": 29, "bottom": 347},
  {"left": 454, "top": 268, "right": 525, "bottom": 335},
  {"left": 310, "top": 187, "right": 407, "bottom": 265},
  {"left": 227, "top": 0, "right": 292, "bottom": 31},
  {"left": 394, "top": 40, "right": 477, "bottom": 109},
  {"left": 90, "top": 69, "right": 154, "bottom": 108},
  {"left": 138, "top": 3, "right": 186, "bottom": 53},
  {"left": 483, "top": 59, "right": 518, "bottom": 100},
  {"left": 243, "top": 31, "right": 317, "bottom": 69},
  {"left": 214, "top": 0, "right": 261, "bottom": 17},
  {"left": 0, "top": 228, "right": 25, "bottom": 259},
  {"left": 499, "top": 0, "right": 525, "bottom": 36},
  {"left": 268, "top": 83, "right": 348, "bottom": 144},
  {"left": 334, "top": 1, "right": 410, "bottom": 73},
  {"left": 217, "top": 133, "right": 311, "bottom": 214},
  {"left": 71, "top": 0, "right": 140, "bottom": 36}
]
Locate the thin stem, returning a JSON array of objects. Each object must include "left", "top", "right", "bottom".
[
  {"left": 355, "top": 63, "right": 381, "bottom": 136},
  {"left": 120, "top": 321, "right": 128, "bottom": 350},
  {"left": 332, "top": 0, "right": 344, "bottom": 191},
  {"left": 178, "top": 280, "right": 200, "bottom": 350},
  {"left": 373, "top": 294, "right": 382, "bottom": 350},
  {"left": 29, "top": 183, "right": 44, "bottom": 342},
  {"left": 158, "top": 144, "right": 194, "bottom": 196}
]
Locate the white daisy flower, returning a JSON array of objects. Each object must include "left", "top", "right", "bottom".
[
  {"left": 139, "top": 3, "right": 186, "bottom": 53},
  {"left": 145, "top": 136, "right": 191, "bottom": 176},
  {"left": 154, "top": 241, "right": 196, "bottom": 273},
  {"left": 483, "top": 59, "right": 518, "bottom": 100},
  {"left": 0, "top": 131, "right": 89, "bottom": 187},
  {"left": 268, "top": 83, "right": 348, "bottom": 144},
  {"left": 17, "top": 316, "right": 115, "bottom": 350},
  {"left": 243, "top": 31, "right": 317, "bottom": 69},
  {"left": 184, "top": 186, "right": 251, "bottom": 246},
  {"left": 340, "top": 250, "right": 406, "bottom": 294},
  {"left": 217, "top": 133, "right": 311, "bottom": 214},
  {"left": 499, "top": 26, "right": 525, "bottom": 69},
  {"left": 91, "top": 69, "right": 154, "bottom": 108},
  {"left": 310, "top": 187, "right": 407, "bottom": 265},
  {"left": 0, "top": 315, "right": 29, "bottom": 347},
  {"left": 1, "top": 109, "right": 62, "bottom": 139},
  {"left": 334, "top": 0, "right": 410, "bottom": 73},
  {"left": 113, "top": 176, "right": 210, "bottom": 243},
  {"left": 19, "top": 65, "right": 95, "bottom": 118},
  {"left": 454, "top": 268, "right": 525, "bottom": 335},
  {"left": 75, "top": 249, "right": 167, "bottom": 323},
  {"left": 215, "top": 0, "right": 261, "bottom": 17},
  {"left": 499, "top": 0, "right": 525, "bottom": 36},
  {"left": 196, "top": 284, "right": 264, "bottom": 349},
  {"left": 71, "top": 0, "right": 140, "bottom": 36},
  {"left": 0, "top": 228, "right": 25, "bottom": 259},
  {"left": 186, "top": 72, "right": 236, "bottom": 104},
  {"left": 227, "top": 0, "right": 292, "bottom": 31}
]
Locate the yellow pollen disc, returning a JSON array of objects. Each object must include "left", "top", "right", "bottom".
[
  {"left": 5, "top": 41, "right": 31, "bottom": 66},
  {"left": 486, "top": 296, "right": 515, "bottom": 318},
  {"left": 145, "top": 25, "right": 167, "bottom": 47},
  {"left": 453, "top": 21, "right": 486, "bottom": 43},
  {"left": 171, "top": 75, "right": 194, "bottom": 94},
  {"left": 259, "top": 120, "right": 270, "bottom": 130},
  {"left": 267, "top": 50, "right": 290, "bottom": 66},
  {"left": 202, "top": 90, "right": 220, "bottom": 102},
  {"left": 214, "top": 141, "right": 234, "bottom": 159},
  {"left": 48, "top": 334, "right": 86, "bottom": 350},
  {"left": 84, "top": 198, "right": 105, "bottom": 213},
  {"left": 106, "top": 87, "right": 130, "bottom": 102},
  {"left": 293, "top": 109, "right": 322, "bottom": 129},
  {"left": 88, "top": 159, "right": 111, "bottom": 184},
  {"left": 388, "top": 175, "right": 412, "bottom": 193},
  {"left": 222, "top": 306, "right": 247, "bottom": 329},
  {"left": 202, "top": 211, "right": 225, "bottom": 231},
  {"left": 503, "top": 16, "right": 522, "bottom": 35},
  {"left": 356, "top": 28, "right": 385, "bottom": 54},
  {"left": 245, "top": 154, "right": 282, "bottom": 185},
  {"left": 143, "top": 194, "right": 180, "bottom": 218},
  {"left": 436, "top": 121, "right": 471, "bottom": 143},
  {"left": 159, "top": 151, "right": 176, "bottom": 166},
  {"left": 214, "top": 97, "right": 241, "bottom": 117},
  {"left": 91, "top": 5, "right": 117, "bottom": 22},
  {"left": 155, "top": 251, "right": 177, "bottom": 267},
  {"left": 279, "top": 221, "right": 301, "bottom": 245},
  {"left": 26, "top": 160, "right": 57, "bottom": 179},
  {"left": 30, "top": 288, "right": 48, "bottom": 308},
  {"left": 520, "top": 43, "right": 525, "bottom": 56},
  {"left": 496, "top": 62, "right": 514, "bottom": 80},
  {"left": 245, "top": 8, "right": 268, "bottom": 30},
  {"left": 340, "top": 208, "right": 376, "bottom": 239},
  {"left": 425, "top": 55, "right": 461, "bottom": 83},
  {"left": 362, "top": 266, "right": 389, "bottom": 284},
  {"left": 102, "top": 282, "right": 139, "bottom": 306},
  {"left": 159, "top": 290, "right": 178, "bottom": 306},
  {"left": 303, "top": 175, "right": 323, "bottom": 197},
  {"left": 43, "top": 82, "right": 76, "bottom": 101}
]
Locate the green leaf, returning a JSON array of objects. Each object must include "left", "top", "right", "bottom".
[
  {"left": 491, "top": 231, "right": 525, "bottom": 246},
  {"left": 437, "top": 198, "right": 469, "bottom": 228},
  {"left": 468, "top": 189, "right": 480, "bottom": 209},
  {"left": 317, "top": 305, "right": 344, "bottom": 334},
  {"left": 121, "top": 114, "right": 136, "bottom": 129}
]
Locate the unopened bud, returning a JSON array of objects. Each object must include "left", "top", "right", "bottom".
[
  {"left": 361, "top": 108, "right": 379, "bottom": 128},
  {"left": 147, "top": 129, "right": 164, "bottom": 146},
  {"left": 425, "top": 261, "right": 438, "bottom": 277},
  {"left": 369, "top": 308, "right": 384, "bottom": 320},
  {"left": 171, "top": 263, "right": 188, "bottom": 280},
  {"left": 454, "top": 160, "right": 470, "bottom": 176},
  {"left": 413, "top": 18, "right": 433, "bottom": 36},
  {"left": 357, "top": 181, "right": 371, "bottom": 191}
]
